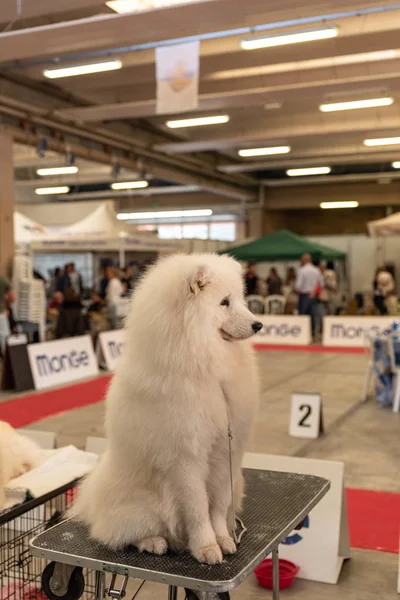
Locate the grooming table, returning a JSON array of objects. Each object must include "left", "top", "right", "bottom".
[{"left": 30, "top": 468, "right": 330, "bottom": 600}]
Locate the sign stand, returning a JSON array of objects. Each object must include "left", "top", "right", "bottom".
[
  {"left": 289, "top": 393, "right": 324, "bottom": 439},
  {"left": 97, "top": 330, "right": 124, "bottom": 372},
  {"left": 1, "top": 334, "right": 34, "bottom": 392},
  {"left": 244, "top": 452, "right": 350, "bottom": 584}
]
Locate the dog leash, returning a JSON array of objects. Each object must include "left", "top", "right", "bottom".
[{"left": 227, "top": 417, "right": 247, "bottom": 545}]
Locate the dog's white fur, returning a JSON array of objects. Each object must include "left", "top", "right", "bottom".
[
  {"left": 0, "top": 421, "right": 41, "bottom": 509},
  {"left": 72, "top": 253, "right": 260, "bottom": 564}
]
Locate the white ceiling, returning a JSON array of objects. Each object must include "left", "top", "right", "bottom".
[{"left": 2, "top": 0, "right": 400, "bottom": 208}]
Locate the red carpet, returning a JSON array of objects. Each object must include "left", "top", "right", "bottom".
[
  {"left": 347, "top": 488, "right": 400, "bottom": 553},
  {"left": 0, "top": 375, "right": 112, "bottom": 428}
]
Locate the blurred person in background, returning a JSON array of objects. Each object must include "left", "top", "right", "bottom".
[
  {"left": 49, "top": 267, "right": 61, "bottom": 295},
  {"left": 56, "top": 288, "right": 84, "bottom": 338},
  {"left": 57, "top": 263, "right": 82, "bottom": 298},
  {"left": 285, "top": 267, "right": 297, "bottom": 291},
  {"left": 106, "top": 267, "right": 124, "bottom": 328},
  {"left": 48, "top": 291, "right": 64, "bottom": 313},
  {"left": 86, "top": 290, "right": 109, "bottom": 341},
  {"left": 245, "top": 263, "right": 259, "bottom": 296},
  {"left": 323, "top": 261, "right": 338, "bottom": 314},
  {"left": 266, "top": 267, "right": 282, "bottom": 296},
  {"left": 97, "top": 265, "right": 109, "bottom": 300},
  {"left": 295, "top": 253, "right": 324, "bottom": 338},
  {"left": 106, "top": 267, "right": 124, "bottom": 305},
  {"left": 375, "top": 267, "right": 397, "bottom": 315},
  {"left": 47, "top": 291, "right": 64, "bottom": 339},
  {"left": 68, "top": 262, "right": 83, "bottom": 298},
  {"left": 373, "top": 267, "right": 388, "bottom": 315},
  {"left": 122, "top": 264, "right": 140, "bottom": 294},
  {"left": 0, "top": 272, "right": 11, "bottom": 354},
  {"left": 5, "top": 289, "right": 17, "bottom": 335}
]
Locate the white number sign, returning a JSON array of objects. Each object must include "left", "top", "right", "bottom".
[{"left": 289, "top": 393, "right": 323, "bottom": 439}]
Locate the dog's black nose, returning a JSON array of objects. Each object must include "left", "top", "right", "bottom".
[{"left": 252, "top": 321, "right": 263, "bottom": 333}]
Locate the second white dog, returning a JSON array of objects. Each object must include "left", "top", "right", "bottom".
[
  {"left": 0, "top": 421, "right": 41, "bottom": 509},
  {"left": 72, "top": 253, "right": 261, "bottom": 564}
]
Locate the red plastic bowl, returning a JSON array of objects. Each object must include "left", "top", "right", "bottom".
[{"left": 254, "top": 559, "right": 300, "bottom": 590}]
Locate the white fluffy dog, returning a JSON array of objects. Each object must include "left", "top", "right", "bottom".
[
  {"left": 72, "top": 254, "right": 261, "bottom": 564},
  {"left": 0, "top": 421, "right": 41, "bottom": 509}
]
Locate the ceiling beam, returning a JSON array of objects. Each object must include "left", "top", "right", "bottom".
[
  {"left": 0, "top": 0, "right": 105, "bottom": 23},
  {"left": 0, "top": 0, "right": 394, "bottom": 64},
  {"left": 55, "top": 89, "right": 277, "bottom": 122},
  {"left": 265, "top": 181, "right": 400, "bottom": 209},
  {"left": 154, "top": 114, "right": 400, "bottom": 154},
  {"left": 55, "top": 53, "right": 400, "bottom": 121},
  {"left": 218, "top": 152, "right": 400, "bottom": 173}
]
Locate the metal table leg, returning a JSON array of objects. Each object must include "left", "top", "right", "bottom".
[
  {"left": 95, "top": 572, "right": 106, "bottom": 600},
  {"left": 168, "top": 586, "right": 178, "bottom": 600},
  {"left": 95, "top": 571, "right": 106, "bottom": 600},
  {"left": 272, "top": 547, "right": 280, "bottom": 600}
]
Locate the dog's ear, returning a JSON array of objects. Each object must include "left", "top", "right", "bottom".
[{"left": 189, "top": 265, "right": 210, "bottom": 294}]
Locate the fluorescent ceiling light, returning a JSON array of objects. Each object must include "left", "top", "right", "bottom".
[
  {"left": 320, "top": 97, "right": 393, "bottom": 112},
  {"left": 117, "top": 209, "right": 213, "bottom": 220},
  {"left": 287, "top": 166, "right": 331, "bottom": 177},
  {"left": 166, "top": 115, "right": 229, "bottom": 128},
  {"left": 36, "top": 166, "right": 79, "bottom": 176},
  {"left": 364, "top": 137, "right": 400, "bottom": 147},
  {"left": 392, "top": 162, "right": 400, "bottom": 169},
  {"left": 241, "top": 25, "right": 338, "bottom": 51},
  {"left": 320, "top": 201, "right": 359, "bottom": 209},
  {"left": 111, "top": 180, "right": 149, "bottom": 190},
  {"left": 208, "top": 49, "right": 400, "bottom": 81},
  {"left": 43, "top": 60, "right": 122, "bottom": 79},
  {"left": 106, "top": 0, "right": 188, "bottom": 13},
  {"left": 264, "top": 102, "right": 282, "bottom": 110},
  {"left": 35, "top": 186, "right": 70, "bottom": 195},
  {"left": 238, "top": 146, "right": 290, "bottom": 158}
]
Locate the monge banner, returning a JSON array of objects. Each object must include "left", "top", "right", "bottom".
[
  {"left": 27, "top": 335, "right": 99, "bottom": 390},
  {"left": 322, "top": 316, "right": 394, "bottom": 348},
  {"left": 253, "top": 315, "right": 312, "bottom": 346}
]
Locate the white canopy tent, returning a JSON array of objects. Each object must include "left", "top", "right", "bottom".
[
  {"left": 14, "top": 212, "right": 51, "bottom": 245},
  {"left": 26, "top": 203, "right": 181, "bottom": 255},
  {"left": 368, "top": 212, "right": 400, "bottom": 236}
]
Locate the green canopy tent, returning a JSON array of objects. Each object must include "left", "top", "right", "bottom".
[{"left": 220, "top": 230, "right": 346, "bottom": 262}]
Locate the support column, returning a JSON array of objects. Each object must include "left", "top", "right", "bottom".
[
  {"left": 247, "top": 207, "right": 263, "bottom": 238},
  {"left": 0, "top": 132, "right": 15, "bottom": 277}
]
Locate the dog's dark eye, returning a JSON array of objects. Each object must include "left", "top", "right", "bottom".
[{"left": 220, "top": 297, "right": 230, "bottom": 307}]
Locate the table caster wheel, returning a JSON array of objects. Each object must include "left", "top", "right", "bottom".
[{"left": 42, "top": 562, "right": 85, "bottom": 600}]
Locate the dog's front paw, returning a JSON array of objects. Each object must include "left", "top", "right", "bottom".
[
  {"left": 217, "top": 536, "right": 237, "bottom": 555},
  {"left": 192, "top": 543, "right": 223, "bottom": 565},
  {"left": 137, "top": 536, "right": 168, "bottom": 555}
]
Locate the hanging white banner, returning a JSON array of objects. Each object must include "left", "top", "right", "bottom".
[{"left": 156, "top": 41, "right": 200, "bottom": 114}]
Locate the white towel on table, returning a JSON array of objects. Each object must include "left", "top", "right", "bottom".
[{"left": 4, "top": 445, "right": 98, "bottom": 509}]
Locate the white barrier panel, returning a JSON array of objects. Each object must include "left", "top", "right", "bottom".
[
  {"left": 323, "top": 316, "right": 393, "bottom": 348},
  {"left": 98, "top": 330, "right": 124, "bottom": 372},
  {"left": 244, "top": 453, "right": 350, "bottom": 584},
  {"left": 85, "top": 436, "right": 107, "bottom": 455},
  {"left": 254, "top": 315, "right": 312, "bottom": 346},
  {"left": 17, "top": 429, "right": 56, "bottom": 449},
  {"left": 27, "top": 335, "right": 98, "bottom": 390}
]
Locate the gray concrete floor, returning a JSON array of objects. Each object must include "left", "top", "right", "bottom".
[{"left": 3, "top": 350, "right": 400, "bottom": 599}]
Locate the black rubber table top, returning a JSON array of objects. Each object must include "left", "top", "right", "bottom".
[{"left": 30, "top": 468, "right": 330, "bottom": 593}]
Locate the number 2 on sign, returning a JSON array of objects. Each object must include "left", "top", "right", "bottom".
[
  {"left": 289, "top": 393, "right": 322, "bottom": 439},
  {"left": 298, "top": 404, "right": 312, "bottom": 427}
]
